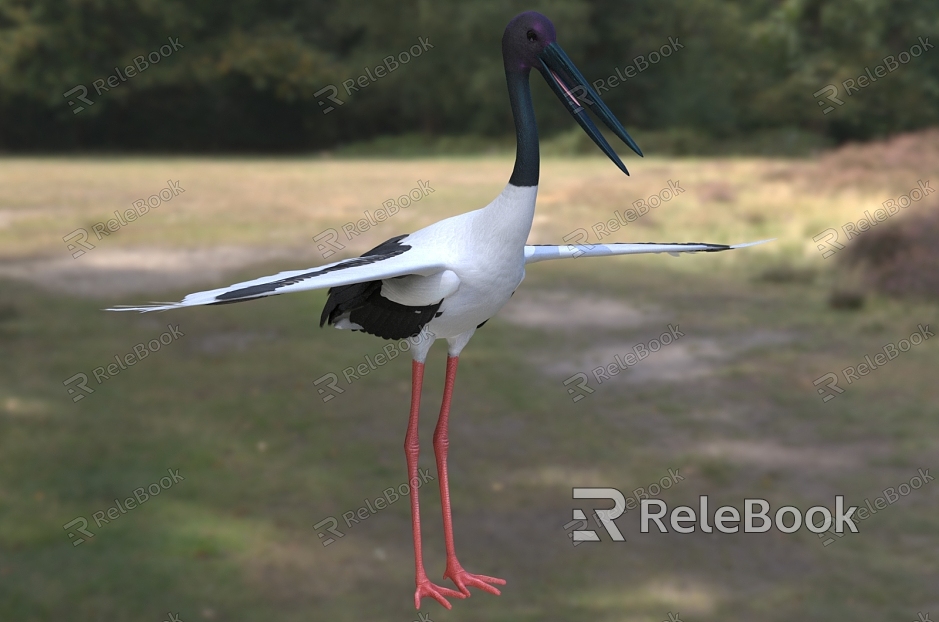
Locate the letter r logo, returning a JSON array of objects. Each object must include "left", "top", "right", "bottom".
[
  {"left": 813, "top": 372, "right": 844, "bottom": 403},
  {"left": 64, "top": 373, "right": 94, "bottom": 402},
  {"left": 63, "top": 85, "right": 94, "bottom": 114},
  {"left": 63, "top": 229, "right": 96, "bottom": 258},
  {"left": 63, "top": 517, "right": 94, "bottom": 545},
  {"left": 314, "top": 85, "right": 344, "bottom": 114},
  {"left": 313, "top": 516, "right": 345, "bottom": 546},
  {"left": 813, "top": 84, "right": 844, "bottom": 115},
  {"left": 572, "top": 487, "right": 626, "bottom": 541},
  {"left": 313, "top": 373, "right": 344, "bottom": 402},
  {"left": 562, "top": 228, "right": 594, "bottom": 258},
  {"left": 563, "top": 373, "right": 594, "bottom": 403},
  {"left": 312, "top": 229, "right": 346, "bottom": 259},
  {"left": 812, "top": 228, "right": 845, "bottom": 259}
]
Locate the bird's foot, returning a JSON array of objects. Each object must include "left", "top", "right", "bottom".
[
  {"left": 444, "top": 562, "right": 506, "bottom": 597},
  {"left": 415, "top": 573, "right": 466, "bottom": 610}
]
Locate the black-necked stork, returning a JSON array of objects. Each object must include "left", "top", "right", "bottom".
[{"left": 110, "top": 11, "right": 767, "bottom": 610}]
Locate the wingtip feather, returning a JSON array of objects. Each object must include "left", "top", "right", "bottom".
[
  {"left": 104, "top": 302, "right": 178, "bottom": 313},
  {"left": 730, "top": 238, "right": 775, "bottom": 249}
]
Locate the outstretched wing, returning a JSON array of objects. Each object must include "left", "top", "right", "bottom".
[
  {"left": 524, "top": 239, "right": 772, "bottom": 264},
  {"left": 107, "top": 243, "right": 447, "bottom": 313}
]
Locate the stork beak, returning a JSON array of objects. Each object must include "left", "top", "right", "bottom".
[{"left": 538, "top": 42, "right": 643, "bottom": 175}]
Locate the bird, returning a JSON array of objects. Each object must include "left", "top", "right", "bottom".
[{"left": 109, "top": 11, "right": 768, "bottom": 610}]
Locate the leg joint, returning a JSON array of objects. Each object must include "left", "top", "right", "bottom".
[{"left": 432, "top": 432, "right": 449, "bottom": 450}]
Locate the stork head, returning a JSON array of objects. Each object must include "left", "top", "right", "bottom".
[
  {"left": 501, "top": 11, "right": 557, "bottom": 72},
  {"left": 502, "top": 11, "right": 643, "bottom": 174}
]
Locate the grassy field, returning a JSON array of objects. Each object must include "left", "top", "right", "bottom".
[{"left": 0, "top": 137, "right": 937, "bottom": 621}]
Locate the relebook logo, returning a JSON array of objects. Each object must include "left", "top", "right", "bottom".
[
  {"left": 568, "top": 489, "right": 861, "bottom": 542},
  {"left": 640, "top": 496, "right": 857, "bottom": 534}
]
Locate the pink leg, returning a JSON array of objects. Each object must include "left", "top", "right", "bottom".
[
  {"left": 406, "top": 360, "right": 465, "bottom": 610},
  {"left": 433, "top": 356, "right": 507, "bottom": 597}
]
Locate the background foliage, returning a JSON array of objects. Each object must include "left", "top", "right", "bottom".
[{"left": 1, "top": 0, "right": 937, "bottom": 152}]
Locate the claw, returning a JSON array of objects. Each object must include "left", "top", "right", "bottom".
[
  {"left": 415, "top": 576, "right": 466, "bottom": 610},
  {"left": 444, "top": 565, "right": 507, "bottom": 597}
]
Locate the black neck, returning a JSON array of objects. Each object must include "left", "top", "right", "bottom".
[{"left": 506, "top": 70, "right": 539, "bottom": 187}]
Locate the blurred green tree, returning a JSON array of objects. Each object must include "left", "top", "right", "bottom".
[{"left": 0, "top": 0, "right": 936, "bottom": 151}]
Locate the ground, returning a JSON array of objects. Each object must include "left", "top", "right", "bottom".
[{"left": 0, "top": 137, "right": 937, "bottom": 621}]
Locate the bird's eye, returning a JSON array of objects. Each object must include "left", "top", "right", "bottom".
[{"left": 527, "top": 30, "right": 538, "bottom": 42}]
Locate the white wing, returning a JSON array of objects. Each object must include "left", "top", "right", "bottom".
[
  {"left": 107, "top": 245, "right": 447, "bottom": 312},
  {"left": 524, "top": 239, "right": 773, "bottom": 264}
]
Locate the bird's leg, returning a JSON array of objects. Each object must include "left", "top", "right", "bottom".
[
  {"left": 433, "top": 355, "right": 507, "bottom": 598},
  {"left": 406, "top": 360, "right": 465, "bottom": 610}
]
